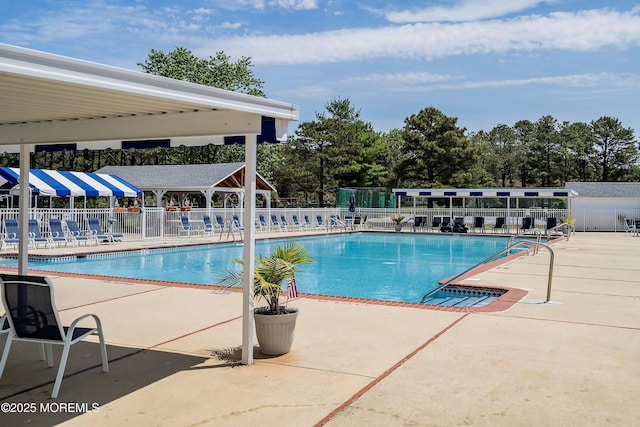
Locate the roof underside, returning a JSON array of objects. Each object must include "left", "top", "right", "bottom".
[{"left": 0, "top": 43, "right": 299, "bottom": 147}]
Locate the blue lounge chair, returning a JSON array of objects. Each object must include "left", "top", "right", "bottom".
[
  {"left": 316, "top": 215, "right": 327, "bottom": 229},
  {"left": 292, "top": 214, "right": 305, "bottom": 230},
  {"left": 215, "top": 215, "right": 227, "bottom": 232},
  {"left": 280, "top": 215, "right": 291, "bottom": 230},
  {"left": 203, "top": 215, "right": 214, "bottom": 235},
  {"left": 271, "top": 214, "right": 286, "bottom": 231},
  {"left": 87, "top": 217, "right": 124, "bottom": 243},
  {"left": 178, "top": 216, "right": 204, "bottom": 237},
  {"left": 48, "top": 218, "right": 69, "bottom": 247},
  {"left": 65, "top": 220, "right": 96, "bottom": 246},
  {"left": 624, "top": 217, "right": 636, "bottom": 235},
  {"left": 87, "top": 218, "right": 112, "bottom": 243},
  {"left": 232, "top": 215, "right": 245, "bottom": 231},
  {"left": 2, "top": 219, "right": 20, "bottom": 250},
  {"left": 256, "top": 215, "right": 266, "bottom": 229},
  {"left": 28, "top": 219, "right": 51, "bottom": 248}
]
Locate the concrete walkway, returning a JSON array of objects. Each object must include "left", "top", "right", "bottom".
[{"left": 0, "top": 232, "right": 638, "bottom": 426}]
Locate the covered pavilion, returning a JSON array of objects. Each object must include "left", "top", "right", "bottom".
[
  {"left": 0, "top": 166, "right": 142, "bottom": 208},
  {"left": 393, "top": 187, "right": 578, "bottom": 211},
  {"left": 0, "top": 42, "right": 299, "bottom": 365},
  {"left": 97, "top": 162, "right": 275, "bottom": 209}
]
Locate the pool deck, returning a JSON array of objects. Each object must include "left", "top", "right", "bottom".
[{"left": 0, "top": 230, "right": 639, "bottom": 426}]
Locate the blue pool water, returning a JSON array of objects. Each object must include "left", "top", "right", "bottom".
[{"left": 0, "top": 233, "right": 512, "bottom": 303}]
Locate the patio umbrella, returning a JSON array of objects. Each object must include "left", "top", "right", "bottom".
[{"left": 349, "top": 192, "right": 356, "bottom": 212}]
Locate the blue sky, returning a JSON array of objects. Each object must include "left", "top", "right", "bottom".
[{"left": 1, "top": 1, "right": 639, "bottom": 136}]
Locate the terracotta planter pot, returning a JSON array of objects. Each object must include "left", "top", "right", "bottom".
[{"left": 253, "top": 307, "right": 299, "bottom": 355}]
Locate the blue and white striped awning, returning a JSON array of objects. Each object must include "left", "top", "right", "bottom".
[{"left": 0, "top": 167, "right": 142, "bottom": 197}]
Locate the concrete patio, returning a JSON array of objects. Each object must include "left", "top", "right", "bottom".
[{"left": 0, "top": 231, "right": 638, "bottom": 426}]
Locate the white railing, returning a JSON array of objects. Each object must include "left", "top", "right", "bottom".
[
  {"left": 0, "top": 206, "right": 632, "bottom": 241},
  {"left": 350, "top": 207, "right": 571, "bottom": 232}
]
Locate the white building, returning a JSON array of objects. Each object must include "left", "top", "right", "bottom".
[{"left": 565, "top": 182, "right": 640, "bottom": 231}]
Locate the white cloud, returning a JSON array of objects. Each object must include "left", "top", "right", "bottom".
[
  {"left": 436, "top": 72, "right": 640, "bottom": 90},
  {"left": 208, "top": 8, "right": 640, "bottom": 64},
  {"left": 344, "top": 71, "right": 462, "bottom": 85},
  {"left": 220, "top": 21, "right": 242, "bottom": 30},
  {"left": 344, "top": 72, "right": 640, "bottom": 92},
  {"left": 385, "top": 0, "right": 553, "bottom": 23},
  {"left": 270, "top": 0, "right": 318, "bottom": 10},
  {"left": 209, "top": 0, "right": 317, "bottom": 10}
]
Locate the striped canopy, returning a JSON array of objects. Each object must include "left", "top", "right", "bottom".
[{"left": 0, "top": 167, "right": 142, "bottom": 197}]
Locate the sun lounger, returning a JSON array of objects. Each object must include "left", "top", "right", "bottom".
[
  {"left": 28, "top": 219, "right": 51, "bottom": 248},
  {"left": 472, "top": 217, "right": 485, "bottom": 233},
  {"left": 521, "top": 217, "right": 534, "bottom": 231},
  {"left": 1, "top": 219, "right": 20, "bottom": 251},
  {"left": 48, "top": 218, "right": 69, "bottom": 247},
  {"left": 178, "top": 216, "right": 205, "bottom": 237},
  {"left": 87, "top": 217, "right": 124, "bottom": 242},
  {"left": 291, "top": 214, "right": 305, "bottom": 230},
  {"left": 232, "top": 215, "right": 244, "bottom": 231},
  {"left": 431, "top": 217, "right": 442, "bottom": 232},
  {"left": 493, "top": 217, "right": 507, "bottom": 233},
  {"left": 65, "top": 220, "right": 96, "bottom": 246},
  {"left": 271, "top": 215, "right": 287, "bottom": 231}
]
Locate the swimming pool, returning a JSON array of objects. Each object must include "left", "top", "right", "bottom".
[{"left": 0, "top": 233, "right": 512, "bottom": 303}]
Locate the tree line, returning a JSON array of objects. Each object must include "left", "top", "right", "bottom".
[{"left": 1, "top": 47, "right": 636, "bottom": 207}]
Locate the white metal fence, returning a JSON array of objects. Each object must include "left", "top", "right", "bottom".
[{"left": 0, "top": 206, "right": 632, "bottom": 241}]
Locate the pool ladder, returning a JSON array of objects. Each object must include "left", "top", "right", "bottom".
[
  {"left": 223, "top": 220, "right": 243, "bottom": 245},
  {"left": 510, "top": 229, "right": 543, "bottom": 255},
  {"left": 420, "top": 240, "right": 555, "bottom": 303}
]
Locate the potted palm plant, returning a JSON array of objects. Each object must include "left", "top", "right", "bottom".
[
  {"left": 390, "top": 214, "right": 405, "bottom": 232},
  {"left": 218, "top": 240, "right": 314, "bottom": 355}
]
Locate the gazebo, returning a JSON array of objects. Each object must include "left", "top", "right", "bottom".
[
  {"left": 97, "top": 162, "right": 275, "bottom": 209},
  {"left": 0, "top": 42, "right": 299, "bottom": 365}
]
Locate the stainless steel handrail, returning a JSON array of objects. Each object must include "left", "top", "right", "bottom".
[
  {"left": 223, "top": 220, "right": 243, "bottom": 245},
  {"left": 548, "top": 222, "right": 573, "bottom": 240},
  {"left": 421, "top": 240, "right": 555, "bottom": 303}
]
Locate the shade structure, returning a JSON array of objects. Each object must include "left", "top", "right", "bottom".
[
  {"left": 0, "top": 167, "right": 142, "bottom": 197},
  {"left": 1, "top": 42, "right": 299, "bottom": 367}
]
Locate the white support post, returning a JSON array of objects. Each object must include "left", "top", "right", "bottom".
[
  {"left": 18, "top": 144, "right": 30, "bottom": 275},
  {"left": 241, "top": 134, "right": 257, "bottom": 365}
]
